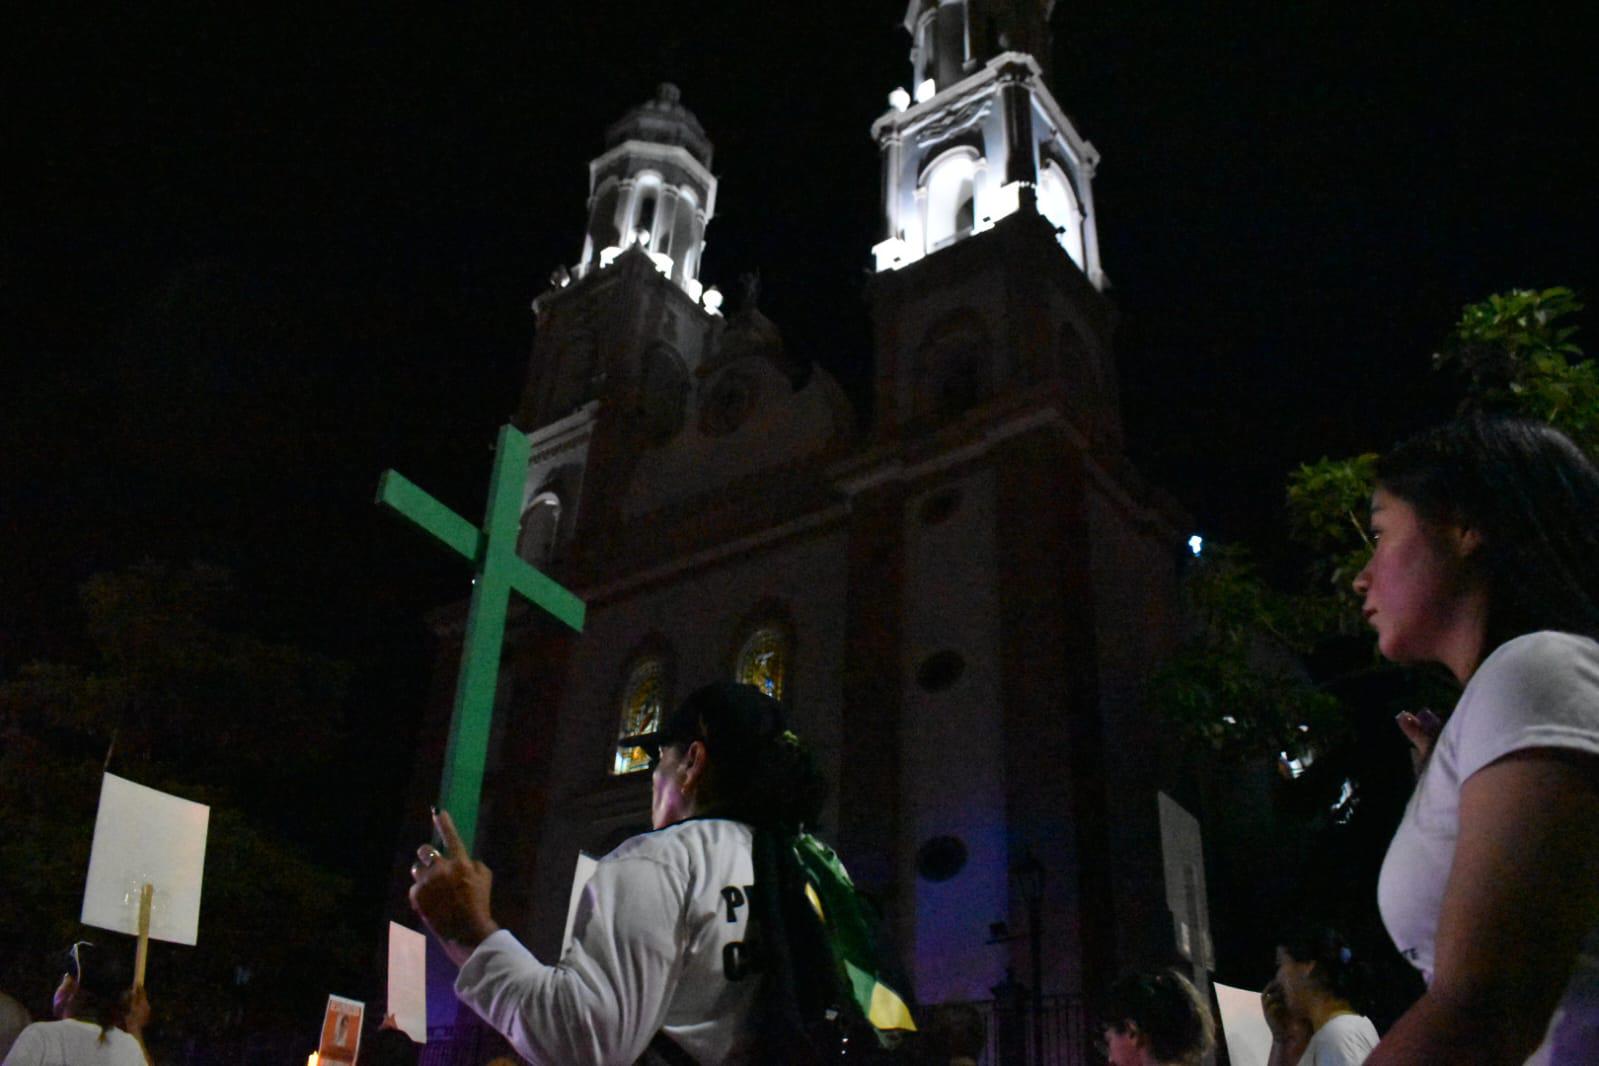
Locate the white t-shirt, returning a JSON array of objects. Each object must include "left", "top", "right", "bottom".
[
  {"left": 0, "top": 1019, "right": 145, "bottom": 1066},
  {"left": 1377, "top": 631, "right": 1599, "bottom": 1064},
  {"left": 0, "top": 993, "right": 31, "bottom": 1062},
  {"left": 1295, "top": 1012, "right": 1377, "bottom": 1066},
  {"left": 455, "top": 817, "right": 763, "bottom": 1065}
]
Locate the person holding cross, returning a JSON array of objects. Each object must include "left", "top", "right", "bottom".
[{"left": 409, "top": 682, "right": 897, "bottom": 1065}]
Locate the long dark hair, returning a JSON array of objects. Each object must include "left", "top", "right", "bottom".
[
  {"left": 1277, "top": 926, "right": 1372, "bottom": 1017},
  {"left": 696, "top": 691, "right": 835, "bottom": 1065},
  {"left": 63, "top": 941, "right": 132, "bottom": 1041},
  {"left": 1101, "top": 969, "right": 1215, "bottom": 1065},
  {"left": 1377, "top": 415, "right": 1599, "bottom": 652}
]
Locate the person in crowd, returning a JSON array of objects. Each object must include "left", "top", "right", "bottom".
[
  {"left": 2, "top": 941, "right": 149, "bottom": 1066},
  {"left": 1354, "top": 416, "right": 1599, "bottom": 1063},
  {"left": 1262, "top": 977, "right": 1312, "bottom": 1066},
  {"left": 410, "top": 682, "right": 907, "bottom": 1064},
  {"left": 1271, "top": 927, "right": 1377, "bottom": 1065},
  {"left": 1099, "top": 968, "right": 1214, "bottom": 1066},
  {"left": 919, "top": 1002, "right": 984, "bottom": 1066},
  {"left": 360, "top": 1024, "right": 419, "bottom": 1066},
  {"left": 0, "top": 990, "right": 29, "bottom": 1062}
]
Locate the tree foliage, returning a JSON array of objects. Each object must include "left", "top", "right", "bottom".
[
  {"left": 1147, "top": 546, "right": 1345, "bottom": 761},
  {"left": 1152, "top": 288, "right": 1591, "bottom": 763},
  {"left": 0, "top": 562, "right": 366, "bottom": 1049},
  {"left": 1436, "top": 286, "right": 1596, "bottom": 453}
]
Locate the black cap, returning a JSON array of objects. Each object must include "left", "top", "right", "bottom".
[
  {"left": 60, "top": 939, "right": 131, "bottom": 1003},
  {"left": 618, "top": 682, "right": 788, "bottom": 767}
]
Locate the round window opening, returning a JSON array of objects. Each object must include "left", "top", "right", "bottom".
[
  {"left": 918, "top": 487, "right": 962, "bottom": 526},
  {"left": 916, "top": 649, "right": 966, "bottom": 692},
  {"left": 916, "top": 835, "right": 969, "bottom": 882}
]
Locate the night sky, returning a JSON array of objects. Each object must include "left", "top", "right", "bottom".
[{"left": 5, "top": 0, "right": 1594, "bottom": 959}]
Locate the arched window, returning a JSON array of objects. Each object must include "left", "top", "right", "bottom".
[
  {"left": 923, "top": 148, "right": 980, "bottom": 252},
  {"left": 954, "top": 186, "right": 975, "bottom": 236},
  {"left": 913, "top": 308, "right": 993, "bottom": 421},
  {"left": 630, "top": 175, "right": 661, "bottom": 245},
  {"left": 613, "top": 658, "right": 667, "bottom": 775},
  {"left": 667, "top": 189, "right": 698, "bottom": 280},
  {"left": 587, "top": 180, "right": 621, "bottom": 262},
  {"left": 639, "top": 344, "right": 688, "bottom": 439},
  {"left": 517, "top": 492, "right": 561, "bottom": 567},
  {"left": 735, "top": 626, "right": 788, "bottom": 701},
  {"left": 1037, "top": 161, "right": 1086, "bottom": 270}
]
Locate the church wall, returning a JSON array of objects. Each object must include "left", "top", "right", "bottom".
[
  {"left": 835, "top": 482, "right": 908, "bottom": 945},
  {"left": 1084, "top": 479, "right": 1186, "bottom": 976},
  {"left": 621, "top": 358, "right": 847, "bottom": 519},
  {"left": 517, "top": 523, "right": 851, "bottom": 958},
  {"left": 990, "top": 431, "right": 1107, "bottom": 1001},
  {"left": 522, "top": 253, "right": 717, "bottom": 430},
  {"left": 897, "top": 466, "right": 1011, "bottom": 1003}
]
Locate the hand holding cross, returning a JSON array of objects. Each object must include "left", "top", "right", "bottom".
[{"left": 410, "top": 809, "right": 501, "bottom": 967}]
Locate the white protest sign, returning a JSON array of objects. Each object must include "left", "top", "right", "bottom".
[
  {"left": 387, "top": 922, "right": 427, "bottom": 1043},
  {"left": 1214, "top": 981, "right": 1274, "bottom": 1066},
  {"left": 563, "top": 851, "right": 599, "bottom": 953},
  {"left": 81, "top": 773, "right": 210, "bottom": 945}
]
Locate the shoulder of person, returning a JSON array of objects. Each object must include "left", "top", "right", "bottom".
[
  {"left": 4, "top": 1019, "right": 45, "bottom": 1053},
  {"left": 1451, "top": 631, "right": 1599, "bottom": 761},
  {"left": 1325, "top": 1012, "right": 1378, "bottom": 1040},
  {"left": 1307, "top": 1014, "right": 1379, "bottom": 1063},
  {"left": 605, "top": 818, "right": 752, "bottom": 865},
  {"left": 1471, "top": 631, "right": 1599, "bottom": 694}
]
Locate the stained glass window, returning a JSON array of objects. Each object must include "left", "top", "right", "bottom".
[
  {"left": 613, "top": 659, "right": 666, "bottom": 775},
  {"left": 735, "top": 627, "right": 787, "bottom": 701}
]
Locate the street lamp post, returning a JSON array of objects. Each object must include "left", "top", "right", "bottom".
[{"left": 1011, "top": 853, "right": 1046, "bottom": 1066}]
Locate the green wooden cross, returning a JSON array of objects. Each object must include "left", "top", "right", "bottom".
[{"left": 376, "top": 423, "right": 585, "bottom": 851}]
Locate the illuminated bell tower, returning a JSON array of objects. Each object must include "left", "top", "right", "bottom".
[
  {"left": 872, "top": 0, "right": 1104, "bottom": 287},
  {"left": 513, "top": 85, "right": 725, "bottom": 578},
  {"left": 858, "top": 2, "right": 1139, "bottom": 1009},
  {"left": 572, "top": 82, "right": 718, "bottom": 304}
]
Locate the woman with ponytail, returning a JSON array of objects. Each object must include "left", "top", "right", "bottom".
[
  {"left": 1270, "top": 927, "right": 1377, "bottom": 1065},
  {"left": 1353, "top": 417, "right": 1599, "bottom": 1063},
  {"left": 411, "top": 682, "right": 910, "bottom": 1065},
  {"left": 3, "top": 942, "right": 149, "bottom": 1066}
]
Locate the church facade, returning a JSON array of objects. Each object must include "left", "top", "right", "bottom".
[{"left": 410, "top": 0, "right": 1195, "bottom": 1047}]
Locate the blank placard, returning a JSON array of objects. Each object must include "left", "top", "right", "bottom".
[
  {"left": 1214, "top": 981, "right": 1273, "bottom": 1066},
  {"left": 387, "top": 922, "right": 427, "bottom": 1043},
  {"left": 81, "top": 773, "right": 210, "bottom": 945}
]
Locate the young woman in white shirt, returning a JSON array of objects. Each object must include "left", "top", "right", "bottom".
[
  {"left": 1353, "top": 416, "right": 1599, "bottom": 1064},
  {"left": 1270, "top": 927, "right": 1378, "bottom": 1066}
]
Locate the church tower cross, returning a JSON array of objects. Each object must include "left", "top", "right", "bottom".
[{"left": 376, "top": 423, "right": 585, "bottom": 851}]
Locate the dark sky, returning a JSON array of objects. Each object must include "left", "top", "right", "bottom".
[{"left": 5, "top": 3, "right": 1593, "bottom": 690}]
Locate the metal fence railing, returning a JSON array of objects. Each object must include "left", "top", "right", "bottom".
[
  {"left": 417, "top": 1022, "right": 517, "bottom": 1066},
  {"left": 922, "top": 993, "right": 1091, "bottom": 1066}
]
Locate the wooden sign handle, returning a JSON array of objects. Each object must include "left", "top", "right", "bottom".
[{"left": 133, "top": 883, "right": 153, "bottom": 988}]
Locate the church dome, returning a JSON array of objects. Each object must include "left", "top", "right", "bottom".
[
  {"left": 603, "top": 83, "right": 714, "bottom": 168},
  {"left": 719, "top": 304, "right": 785, "bottom": 366}
]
